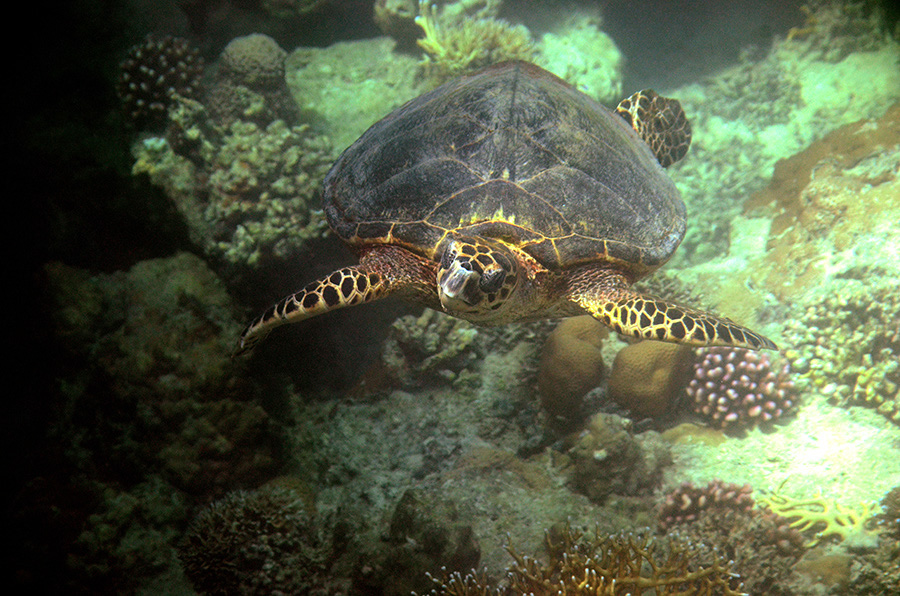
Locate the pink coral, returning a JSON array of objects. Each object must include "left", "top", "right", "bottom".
[
  {"left": 687, "top": 346, "right": 797, "bottom": 430},
  {"left": 658, "top": 480, "right": 754, "bottom": 531}
]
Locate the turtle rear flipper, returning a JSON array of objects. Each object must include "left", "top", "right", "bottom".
[
  {"left": 234, "top": 246, "right": 438, "bottom": 357},
  {"left": 569, "top": 269, "right": 776, "bottom": 350},
  {"left": 616, "top": 89, "right": 692, "bottom": 168}
]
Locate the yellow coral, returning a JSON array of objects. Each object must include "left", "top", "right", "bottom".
[
  {"left": 759, "top": 489, "right": 882, "bottom": 547},
  {"left": 414, "top": 0, "right": 533, "bottom": 82}
]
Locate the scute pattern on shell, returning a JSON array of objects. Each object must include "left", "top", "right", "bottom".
[{"left": 323, "top": 61, "right": 685, "bottom": 276}]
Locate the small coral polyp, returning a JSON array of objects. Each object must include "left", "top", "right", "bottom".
[{"left": 687, "top": 346, "right": 797, "bottom": 430}]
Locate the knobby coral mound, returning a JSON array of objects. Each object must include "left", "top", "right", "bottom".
[
  {"left": 421, "top": 524, "right": 746, "bottom": 595},
  {"left": 537, "top": 316, "right": 607, "bottom": 421},
  {"left": 179, "top": 485, "right": 331, "bottom": 595},
  {"left": 687, "top": 347, "right": 798, "bottom": 431},
  {"left": 658, "top": 480, "right": 754, "bottom": 531},
  {"left": 608, "top": 340, "right": 695, "bottom": 419},
  {"left": 117, "top": 34, "right": 204, "bottom": 126},
  {"left": 206, "top": 33, "right": 299, "bottom": 127}
]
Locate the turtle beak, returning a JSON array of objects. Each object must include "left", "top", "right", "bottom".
[{"left": 438, "top": 259, "right": 481, "bottom": 310}]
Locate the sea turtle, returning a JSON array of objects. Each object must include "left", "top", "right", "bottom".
[{"left": 235, "top": 61, "right": 775, "bottom": 356}]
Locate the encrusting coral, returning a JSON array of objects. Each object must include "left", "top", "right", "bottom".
[
  {"left": 414, "top": 0, "right": 533, "bottom": 83},
  {"left": 421, "top": 523, "right": 746, "bottom": 595},
  {"left": 686, "top": 347, "right": 798, "bottom": 431},
  {"left": 132, "top": 97, "right": 333, "bottom": 269},
  {"left": 782, "top": 275, "right": 900, "bottom": 425}
]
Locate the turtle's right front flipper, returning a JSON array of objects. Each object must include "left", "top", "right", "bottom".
[{"left": 233, "top": 245, "right": 439, "bottom": 358}]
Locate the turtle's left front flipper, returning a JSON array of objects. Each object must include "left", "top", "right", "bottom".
[
  {"left": 568, "top": 270, "right": 777, "bottom": 351},
  {"left": 234, "top": 245, "right": 439, "bottom": 357}
]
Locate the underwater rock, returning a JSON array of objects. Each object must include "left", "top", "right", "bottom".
[
  {"left": 537, "top": 316, "right": 607, "bottom": 421},
  {"left": 533, "top": 8, "right": 623, "bottom": 105},
  {"left": 206, "top": 33, "right": 299, "bottom": 127},
  {"left": 374, "top": 488, "right": 480, "bottom": 596},
  {"left": 563, "top": 413, "right": 671, "bottom": 504},
  {"left": 286, "top": 36, "right": 423, "bottom": 151},
  {"left": 607, "top": 340, "right": 695, "bottom": 419}
]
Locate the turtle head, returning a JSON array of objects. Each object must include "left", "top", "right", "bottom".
[{"left": 437, "top": 238, "right": 518, "bottom": 319}]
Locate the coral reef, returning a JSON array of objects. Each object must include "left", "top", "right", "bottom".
[
  {"left": 782, "top": 275, "right": 900, "bottom": 425},
  {"left": 206, "top": 33, "right": 299, "bottom": 127},
  {"left": 116, "top": 34, "right": 204, "bottom": 126},
  {"left": 132, "top": 99, "right": 333, "bottom": 269},
  {"left": 533, "top": 8, "right": 623, "bottom": 105},
  {"left": 537, "top": 316, "right": 606, "bottom": 421},
  {"left": 665, "top": 505, "right": 806, "bottom": 595},
  {"left": 372, "top": 488, "right": 481, "bottom": 596},
  {"left": 414, "top": 0, "right": 533, "bottom": 83},
  {"left": 668, "top": 3, "right": 899, "bottom": 264},
  {"left": 422, "top": 523, "right": 745, "bottom": 595},
  {"left": 381, "top": 309, "right": 480, "bottom": 388},
  {"left": 179, "top": 485, "right": 334, "bottom": 595},
  {"left": 42, "top": 254, "right": 280, "bottom": 495},
  {"left": 874, "top": 485, "right": 900, "bottom": 539},
  {"left": 657, "top": 480, "right": 754, "bottom": 531},
  {"left": 759, "top": 489, "right": 882, "bottom": 548},
  {"left": 745, "top": 102, "right": 900, "bottom": 298},
  {"left": 607, "top": 340, "right": 695, "bottom": 419},
  {"left": 686, "top": 347, "right": 798, "bottom": 431},
  {"left": 374, "top": 0, "right": 422, "bottom": 45},
  {"left": 562, "top": 413, "right": 671, "bottom": 504}
]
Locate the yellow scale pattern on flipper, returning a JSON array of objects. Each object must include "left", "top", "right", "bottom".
[
  {"left": 234, "top": 267, "right": 390, "bottom": 357},
  {"left": 594, "top": 295, "right": 777, "bottom": 350}
]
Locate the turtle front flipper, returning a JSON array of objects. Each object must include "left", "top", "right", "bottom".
[
  {"left": 569, "top": 270, "right": 777, "bottom": 350},
  {"left": 234, "top": 246, "right": 438, "bottom": 357},
  {"left": 616, "top": 89, "right": 692, "bottom": 168}
]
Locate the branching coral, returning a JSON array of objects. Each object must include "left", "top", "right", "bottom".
[
  {"left": 414, "top": 0, "right": 533, "bottom": 83},
  {"left": 117, "top": 34, "right": 204, "bottom": 126},
  {"left": 686, "top": 347, "right": 798, "bottom": 431},
  {"left": 782, "top": 275, "right": 900, "bottom": 424},
  {"left": 658, "top": 480, "right": 755, "bottom": 531},
  {"left": 422, "top": 524, "right": 746, "bottom": 595},
  {"left": 132, "top": 98, "right": 333, "bottom": 268},
  {"left": 759, "top": 489, "right": 882, "bottom": 548}
]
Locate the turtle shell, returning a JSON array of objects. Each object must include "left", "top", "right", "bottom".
[{"left": 323, "top": 61, "right": 686, "bottom": 276}]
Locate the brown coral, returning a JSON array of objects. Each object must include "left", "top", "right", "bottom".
[
  {"left": 537, "top": 316, "right": 607, "bottom": 420},
  {"left": 423, "top": 523, "right": 745, "bottom": 595},
  {"left": 608, "top": 340, "right": 695, "bottom": 418},
  {"left": 206, "top": 33, "right": 299, "bottom": 126}
]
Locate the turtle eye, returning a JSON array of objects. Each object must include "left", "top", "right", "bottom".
[
  {"left": 440, "top": 248, "right": 456, "bottom": 270},
  {"left": 479, "top": 268, "right": 507, "bottom": 293}
]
